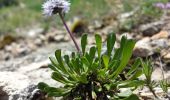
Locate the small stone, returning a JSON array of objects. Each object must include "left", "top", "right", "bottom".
[
  {"left": 151, "top": 31, "right": 169, "bottom": 40},
  {"left": 63, "top": 34, "right": 70, "bottom": 41},
  {"left": 27, "top": 42, "right": 37, "bottom": 51},
  {"left": 100, "top": 25, "right": 114, "bottom": 35},
  {"left": 16, "top": 44, "right": 30, "bottom": 56},
  {"left": 93, "top": 20, "right": 103, "bottom": 29},
  {"left": 138, "top": 21, "right": 164, "bottom": 36},
  {"left": 163, "top": 53, "right": 170, "bottom": 63},
  {"left": 39, "top": 34, "right": 46, "bottom": 41},
  {"left": 133, "top": 37, "right": 154, "bottom": 57},
  {"left": 4, "top": 45, "right": 13, "bottom": 52},
  {"left": 54, "top": 34, "right": 65, "bottom": 42},
  {"left": 34, "top": 38, "right": 43, "bottom": 47},
  {"left": 151, "top": 39, "right": 169, "bottom": 49},
  {"left": 47, "top": 32, "right": 65, "bottom": 42},
  {"left": 27, "top": 28, "right": 44, "bottom": 38}
]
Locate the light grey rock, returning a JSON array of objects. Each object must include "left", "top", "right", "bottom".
[
  {"left": 34, "top": 38, "right": 43, "bottom": 47},
  {"left": 0, "top": 72, "right": 46, "bottom": 100},
  {"left": 163, "top": 52, "right": 170, "bottom": 63},
  {"left": 133, "top": 37, "right": 154, "bottom": 57},
  {"left": 26, "top": 28, "right": 44, "bottom": 38},
  {"left": 151, "top": 39, "right": 169, "bottom": 49},
  {"left": 54, "top": 34, "right": 65, "bottom": 42},
  {"left": 138, "top": 21, "right": 164, "bottom": 36}
]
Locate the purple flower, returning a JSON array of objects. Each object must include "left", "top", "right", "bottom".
[
  {"left": 154, "top": 2, "right": 170, "bottom": 9},
  {"left": 154, "top": 2, "right": 165, "bottom": 9},
  {"left": 42, "top": 0, "right": 70, "bottom": 17},
  {"left": 165, "top": 2, "right": 170, "bottom": 9}
]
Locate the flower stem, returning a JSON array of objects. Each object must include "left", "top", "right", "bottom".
[{"left": 59, "top": 13, "right": 81, "bottom": 53}]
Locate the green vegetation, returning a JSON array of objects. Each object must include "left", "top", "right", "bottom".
[
  {"left": 0, "top": 0, "right": 109, "bottom": 35},
  {"left": 0, "top": 0, "right": 43, "bottom": 35},
  {"left": 38, "top": 33, "right": 142, "bottom": 99},
  {"left": 119, "top": 0, "right": 169, "bottom": 31},
  {"left": 38, "top": 33, "right": 170, "bottom": 99},
  {"left": 0, "top": 0, "right": 18, "bottom": 8},
  {"left": 1, "top": 0, "right": 168, "bottom": 35},
  {"left": 69, "top": 0, "right": 109, "bottom": 19}
]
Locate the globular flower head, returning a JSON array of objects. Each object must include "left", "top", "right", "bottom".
[
  {"left": 154, "top": 2, "right": 170, "bottom": 9},
  {"left": 154, "top": 2, "right": 165, "bottom": 9},
  {"left": 166, "top": 2, "right": 170, "bottom": 9},
  {"left": 42, "top": 0, "right": 70, "bottom": 17}
]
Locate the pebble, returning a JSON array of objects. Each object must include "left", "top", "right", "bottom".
[
  {"left": 54, "top": 34, "right": 65, "bottom": 42},
  {"left": 151, "top": 31, "right": 169, "bottom": 40},
  {"left": 34, "top": 38, "right": 43, "bottom": 47},
  {"left": 163, "top": 53, "right": 170, "bottom": 63},
  {"left": 133, "top": 37, "right": 153, "bottom": 57},
  {"left": 139, "top": 21, "right": 164, "bottom": 36},
  {"left": 26, "top": 28, "right": 44, "bottom": 38},
  {"left": 151, "top": 39, "right": 169, "bottom": 52}
]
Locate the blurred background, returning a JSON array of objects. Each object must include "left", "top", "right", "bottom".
[
  {"left": 0, "top": 0, "right": 167, "bottom": 36},
  {"left": 0, "top": 0, "right": 168, "bottom": 57},
  {"left": 0, "top": 0, "right": 170, "bottom": 99}
]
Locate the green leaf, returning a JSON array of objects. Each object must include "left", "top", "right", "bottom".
[
  {"left": 55, "top": 50, "right": 70, "bottom": 75},
  {"left": 63, "top": 55, "right": 82, "bottom": 80},
  {"left": 112, "top": 48, "right": 122, "bottom": 61},
  {"left": 129, "top": 69, "right": 143, "bottom": 80},
  {"left": 52, "top": 72, "right": 74, "bottom": 85},
  {"left": 91, "top": 62, "right": 99, "bottom": 71},
  {"left": 127, "top": 58, "right": 141, "bottom": 75},
  {"left": 64, "top": 55, "right": 70, "bottom": 65},
  {"left": 55, "top": 50, "right": 63, "bottom": 65},
  {"left": 48, "top": 64, "right": 57, "bottom": 71},
  {"left": 48, "top": 64, "right": 68, "bottom": 79},
  {"left": 104, "top": 84, "right": 116, "bottom": 91},
  {"left": 160, "top": 80, "right": 168, "bottom": 93},
  {"left": 107, "top": 33, "right": 116, "bottom": 57},
  {"left": 81, "top": 34, "right": 88, "bottom": 55},
  {"left": 70, "top": 58, "right": 80, "bottom": 74},
  {"left": 78, "top": 73, "right": 88, "bottom": 83},
  {"left": 112, "top": 37, "right": 135, "bottom": 79},
  {"left": 81, "top": 57, "right": 90, "bottom": 67},
  {"left": 112, "top": 36, "right": 128, "bottom": 60},
  {"left": 102, "top": 55, "right": 109, "bottom": 69},
  {"left": 95, "top": 34, "right": 102, "bottom": 58},
  {"left": 85, "top": 53, "right": 91, "bottom": 63},
  {"left": 98, "top": 69, "right": 107, "bottom": 79},
  {"left": 81, "top": 57, "right": 90, "bottom": 72},
  {"left": 141, "top": 59, "right": 153, "bottom": 81},
  {"left": 46, "top": 87, "right": 71, "bottom": 97},
  {"left": 89, "top": 46, "right": 96, "bottom": 64},
  {"left": 38, "top": 82, "right": 49, "bottom": 91},
  {"left": 123, "top": 94, "right": 140, "bottom": 100},
  {"left": 48, "top": 92, "right": 63, "bottom": 97},
  {"left": 71, "top": 52, "right": 76, "bottom": 59},
  {"left": 49, "top": 57, "right": 67, "bottom": 75},
  {"left": 75, "top": 58, "right": 82, "bottom": 73},
  {"left": 118, "top": 80, "right": 144, "bottom": 88},
  {"left": 64, "top": 55, "right": 74, "bottom": 72},
  {"left": 49, "top": 57, "right": 60, "bottom": 70},
  {"left": 108, "top": 60, "right": 120, "bottom": 72}
]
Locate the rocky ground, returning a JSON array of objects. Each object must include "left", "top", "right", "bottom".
[{"left": 0, "top": 12, "right": 170, "bottom": 100}]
